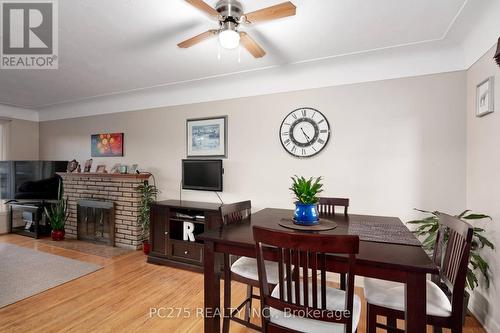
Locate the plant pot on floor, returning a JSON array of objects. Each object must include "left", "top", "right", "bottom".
[
  {"left": 51, "top": 229, "right": 65, "bottom": 241},
  {"left": 142, "top": 241, "right": 151, "bottom": 255}
]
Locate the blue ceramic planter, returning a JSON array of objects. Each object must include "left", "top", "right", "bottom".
[{"left": 294, "top": 202, "right": 319, "bottom": 225}]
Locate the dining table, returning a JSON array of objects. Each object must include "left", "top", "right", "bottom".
[{"left": 198, "top": 208, "right": 439, "bottom": 333}]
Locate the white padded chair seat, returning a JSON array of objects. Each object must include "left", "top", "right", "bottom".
[
  {"left": 231, "top": 257, "right": 280, "bottom": 284},
  {"left": 269, "top": 283, "right": 361, "bottom": 333},
  {"left": 363, "top": 278, "right": 452, "bottom": 317}
]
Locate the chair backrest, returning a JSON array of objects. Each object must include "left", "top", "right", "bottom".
[
  {"left": 318, "top": 197, "right": 350, "bottom": 216},
  {"left": 219, "top": 200, "right": 251, "bottom": 226},
  {"left": 253, "top": 226, "right": 359, "bottom": 333},
  {"left": 432, "top": 212, "right": 473, "bottom": 320}
]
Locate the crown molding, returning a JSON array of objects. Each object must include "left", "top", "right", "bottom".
[
  {"left": 38, "top": 39, "right": 466, "bottom": 121},
  {"left": 0, "top": 104, "right": 39, "bottom": 122},
  {"left": 29, "top": 0, "right": 500, "bottom": 122}
]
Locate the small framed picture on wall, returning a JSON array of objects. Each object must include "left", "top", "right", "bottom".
[
  {"left": 476, "top": 77, "right": 494, "bottom": 117},
  {"left": 186, "top": 116, "right": 227, "bottom": 158}
]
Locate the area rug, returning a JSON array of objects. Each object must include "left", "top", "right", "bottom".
[
  {"left": 0, "top": 243, "right": 102, "bottom": 308},
  {"left": 38, "top": 238, "right": 133, "bottom": 258}
]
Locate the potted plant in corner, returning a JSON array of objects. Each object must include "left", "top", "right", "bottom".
[
  {"left": 290, "top": 175, "right": 323, "bottom": 225},
  {"left": 44, "top": 181, "right": 69, "bottom": 241},
  {"left": 137, "top": 181, "right": 159, "bottom": 255},
  {"left": 408, "top": 209, "right": 495, "bottom": 323}
]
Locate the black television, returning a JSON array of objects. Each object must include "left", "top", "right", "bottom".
[
  {"left": 0, "top": 160, "right": 68, "bottom": 200},
  {"left": 182, "top": 159, "right": 223, "bottom": 192}
]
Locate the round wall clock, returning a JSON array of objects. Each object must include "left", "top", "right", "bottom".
[{"left": 279, "top": 107, "right": 331, "bottom": 158}]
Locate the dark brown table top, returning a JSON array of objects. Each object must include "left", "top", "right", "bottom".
[{"left": 198, "top": 208, "right": 438, "bottom": 274}]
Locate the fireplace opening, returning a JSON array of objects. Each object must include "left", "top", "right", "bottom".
[{"left": 77, "top": 200, "right": 115, "bottom": 246}]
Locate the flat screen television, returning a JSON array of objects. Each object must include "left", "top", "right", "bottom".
[
  {"left": 0, "top": 160, "right": 68, "bottom": 200},
  {"left": 182, "top": 159, "right": 223, "bottom": 192}
]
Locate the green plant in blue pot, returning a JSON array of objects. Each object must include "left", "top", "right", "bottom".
[{"left": 290, "top": 175, "right": 323, "bottom": 225}]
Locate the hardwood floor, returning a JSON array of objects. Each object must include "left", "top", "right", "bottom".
[{"left": 0, "top": 234, "right": 486, "bottom": 333}]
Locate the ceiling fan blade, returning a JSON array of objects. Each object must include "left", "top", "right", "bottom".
[
  {"left": 244, "top": 1, "right": 296, "bottom": 24},
  {"left": 177, "top": 30, "right": 217, "bottom": 48},
  {"left": 185, "top": 0, "right": 219, "bottom": 18},
  {"left": 239, "top": 32, "right": 266, "bottom": 58}
]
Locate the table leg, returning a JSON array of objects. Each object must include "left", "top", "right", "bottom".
[
  {"left": 204, "top": 240, "right": 221, "bottom": 333},
  {"left": 405, "top": 272, "right": 427, "bottom": 333}
]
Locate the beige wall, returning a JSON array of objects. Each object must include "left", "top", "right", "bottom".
[
  {"left": 466, "top": 46, "right": 500, "bottom": 332},
  {"left": 40, "top": 71, "right": 467, "bottom": 222},
  {"left": 8, "top": 119, "right": 39, "bottom": 160},
  {"left": 0, "top": 119, "right": 39, "bottom": 233}
]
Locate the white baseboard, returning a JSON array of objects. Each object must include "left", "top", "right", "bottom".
[{"left": 468, "top": 293, "right": 500, "bottom": 333}]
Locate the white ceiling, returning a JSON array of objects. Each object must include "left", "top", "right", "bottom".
[{"left": 0, "top": 0, "right": 499, "bottom": 121}]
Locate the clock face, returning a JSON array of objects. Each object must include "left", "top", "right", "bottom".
[{"left": 279, "top": 108, "right": 331, "bottom": 157}]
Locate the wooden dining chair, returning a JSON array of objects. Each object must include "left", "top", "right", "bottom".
[
  {"left": 318, "top": 197, "right": 350, "bottom": 216},
  {"left": 220, "top": 201, "right": 280, "bottom": 333},
  {"left": 253, "top": 225, "right": 361, "bottom": 333},
  {"left": 363, "top": 212, "right": 473, "bottom": 333},
  {"left": 318, "top": 197, "right": 350, "bottom": 290}
]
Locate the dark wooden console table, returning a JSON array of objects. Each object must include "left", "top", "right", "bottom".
[
  {"left": 198, "top": 208, "right": 438, "bottom": 333},
  {"left": 147, "top": 200, "right": 223, "bottom": 272},
  {"left": 8, "top": 201, "right": 54, "bottom": 239}
]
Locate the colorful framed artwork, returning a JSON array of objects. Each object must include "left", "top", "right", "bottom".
[
  {"left": 91, "top": 133, "right": 124, "bottom": 157},
  {"left": 186, "top": 116, "right": 227, "bottom": 158}
]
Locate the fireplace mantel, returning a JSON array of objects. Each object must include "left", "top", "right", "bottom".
[{"left": 57, "top": 172, "right": 151, "bottom": 179}]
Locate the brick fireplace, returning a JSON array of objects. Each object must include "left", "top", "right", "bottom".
[{"left": 58, "top": 173, "right": 150, "bottom": 249}]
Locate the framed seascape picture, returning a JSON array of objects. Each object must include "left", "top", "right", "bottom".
[
  {"left": 186, "top": 116, "right": 227, "bottom": 158},
  {"left": 476, "top": 77, "right": 495, "bottom": 117},
  {"left": 91, "top": 133, "right": 124, "bottom": 157}
]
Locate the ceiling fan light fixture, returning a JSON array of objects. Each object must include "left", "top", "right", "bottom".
[{"left": 218, "top": 29, "right": 240, "bottom": 49}]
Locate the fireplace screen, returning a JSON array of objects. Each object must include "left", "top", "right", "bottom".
[{"left": 77, "top": 200, "right": 115, "bottom": 246}]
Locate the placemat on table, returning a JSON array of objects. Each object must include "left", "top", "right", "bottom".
[{"left": 348, "top": 220, "right": 422, "bottom": 246}]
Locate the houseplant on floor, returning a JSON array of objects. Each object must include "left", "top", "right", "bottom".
[
  {"left": 408, "top": 209, "right": 494, "bottom": 321},
  {"left": 44, "top": 181, "right": 69, "bottom": 241},
  {"left": 290, "top": 175, "right": 323, "bottom": 225},
  {"left": 137, "top": 180, "right": 159, "bottom": 255}
]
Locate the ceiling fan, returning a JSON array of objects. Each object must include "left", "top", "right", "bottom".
[{"left": 177, "top": 0, "right": 296, "bottom": 58}]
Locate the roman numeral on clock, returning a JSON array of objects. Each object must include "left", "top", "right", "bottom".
[
  {"left": 291, "top": 145, "right": 297, "bottom": 153},
  {"left": 317, "top": 138, "right": 325, "bottom": 144},
  {"left": 301, "top": 110, "right": 307, "bottom": 117}
]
